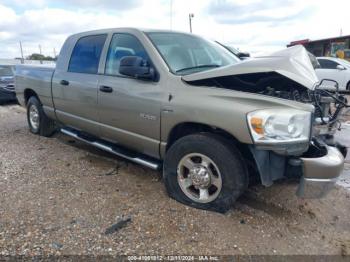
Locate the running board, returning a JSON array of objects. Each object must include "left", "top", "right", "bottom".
[{"left": 60, "top": 128, "right": 161, "bottom": 170}]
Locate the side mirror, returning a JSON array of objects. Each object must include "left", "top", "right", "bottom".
[
  {"left": 336, "top": 64, "right": 346, "bottom": 70},
  {"left": 119, "top": 56, "right": 155, "bottom": 80},
  {"left": 237, "top": 52, "right": 250, "bottom": 59}
]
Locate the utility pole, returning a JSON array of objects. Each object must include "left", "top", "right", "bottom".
[
  {"left": 39, "top": 45, "right": 43, "bottom": 64},
  {"left": 19, "top": 41, "right": 24, "bottom": 64},
  {"left": 53, "top": 48, "right": 57, "bottom": 58},
  {"left": 189, "top": 13, "right": 194, "bottom": 33}
]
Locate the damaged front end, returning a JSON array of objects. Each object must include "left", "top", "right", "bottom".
[
  {"left": 244, "top": 75, "right": 349, "bottom": 198},
  {"left": 183, "top": 45, "right": 349, "bottom": 198}
]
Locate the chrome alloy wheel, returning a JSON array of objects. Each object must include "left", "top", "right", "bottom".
[
  {"left": 29, "top": 104, "right": 40, "bottom": 130},
  {"left": 177, "top": 153, "right": 222, "bottom": 203}
]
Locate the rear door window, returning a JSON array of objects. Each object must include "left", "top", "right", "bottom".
[{"left": 68, "top": 34, "right": 107, "bottom": 74}]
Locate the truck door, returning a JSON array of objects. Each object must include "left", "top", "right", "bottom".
[
  {"left": 52, "top": 34, "right": 107, "bottom": 136},
  {"left": 97, "top": 33, "right": 162, "bottom": 159}
]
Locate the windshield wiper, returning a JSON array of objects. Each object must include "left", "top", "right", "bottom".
[{"left": 176, "top": 64, "right": 220, "bottom": 73}]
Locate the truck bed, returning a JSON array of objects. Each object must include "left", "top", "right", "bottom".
[{"left": 15, "top": 64, "right": 55, "bottom": 107}]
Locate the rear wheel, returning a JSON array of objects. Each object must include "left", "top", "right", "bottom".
[
  {"left": 163, "top": 133, "right": 248, "bottom": 213},
  {"left": 27, "top": 96, "right": 56, "bottom": 137}
]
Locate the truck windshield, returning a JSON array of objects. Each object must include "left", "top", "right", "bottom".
[{"left": 147, "top": 32, "right": 240, "bottom": 75}]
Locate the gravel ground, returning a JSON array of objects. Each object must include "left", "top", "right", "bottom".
[{"left": 1, "top": 104, "right": 350, "bottom": 257}]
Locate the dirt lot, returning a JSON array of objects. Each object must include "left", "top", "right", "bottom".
[{"left": 1, "top": 104, "right": 350, "bottom": 257}]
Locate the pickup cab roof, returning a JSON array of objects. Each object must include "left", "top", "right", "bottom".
[{"left": 67, "top": 27, "right": 190, "bottom": 38}]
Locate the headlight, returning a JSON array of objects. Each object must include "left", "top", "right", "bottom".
[{"left": 247, "top": 109, "right": 311, "bottom": 144}]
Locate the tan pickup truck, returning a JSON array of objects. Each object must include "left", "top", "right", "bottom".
[{"left": 15, "top": 28, "right": 348, "bottom": 212}]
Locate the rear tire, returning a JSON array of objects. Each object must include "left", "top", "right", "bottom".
[
  {"left": 27, "top": 96, "right": 56, "bottom": 137},
  {"left": 163, "top": 133, "right": 248, "bottom": 213}
]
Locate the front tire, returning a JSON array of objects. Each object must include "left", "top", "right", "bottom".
[
  {"left": 27, "top": 96, "right": 56, "bottom": 137},
  {"left": 163, "top": 133, "right": 248, "bottom": 213}
]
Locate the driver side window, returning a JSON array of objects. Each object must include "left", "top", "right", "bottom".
[{"left": 105, "top": 33, "right": 149, "bottom": 76}]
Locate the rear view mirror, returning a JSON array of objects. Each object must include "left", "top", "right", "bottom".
[
  {"left": 237, "top": 52, "right": 250, "bottom": 59},
  {"left": 336, "top": 65, "right": 346, "bottom": 70},
  {"left": 119, "top": 56, "right": 155, "bottom": 80}
]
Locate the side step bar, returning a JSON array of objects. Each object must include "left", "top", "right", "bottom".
[{"left": 60, "top": 128, "right": 161, "bottom": 170}]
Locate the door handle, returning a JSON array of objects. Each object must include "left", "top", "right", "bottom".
[
  {"left": 99, "top": 85, "right": 113, "bottom": 93},
  {"left": 60, "top": 80, "right": 69, "bottom": 86}
]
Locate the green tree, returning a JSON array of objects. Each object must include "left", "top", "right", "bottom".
[{"left": 26, "top": 53, "right": 57, "bottom": 61}]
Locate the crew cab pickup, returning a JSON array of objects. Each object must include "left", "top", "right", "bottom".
[{"left": 15, "top": 28, "right": 348, "bottom": 212}]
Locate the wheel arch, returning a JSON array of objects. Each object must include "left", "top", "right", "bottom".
[
  {"left": 24, "top": 89, "right": 40, "bottom": 105},
  {"left": 166, "top": 122, "right": 239, "bottom": 151}
]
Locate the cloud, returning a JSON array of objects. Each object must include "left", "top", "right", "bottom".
[
  {"left": 1, "top": 0, "right": 141, "bottom": 11},
  {"left": 0, "top": 5, "right": 17, "bottom": 27},
  {"left": 48, "top": 0, "right": 141, "bottom": 10},
  {"left": 207, "top": 0, "right": 314, "bottom": 24},
  {"left": 0, "top": 1, "right": 171, "bottom": 58},
  {"left": 1, "top": 0, "right": 48, "bottom": 9},
  {"left": 0, "top": 0, "right": 350, "bottom": 59},
  {"left": 209, "top": 0, "right": 293, "bottom": 15}
]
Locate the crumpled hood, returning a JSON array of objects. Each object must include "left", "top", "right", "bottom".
[{"left": 182, "top": 45, "right": 319, "bottom": 90}]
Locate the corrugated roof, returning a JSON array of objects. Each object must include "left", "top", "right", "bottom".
[{"left": 289, "top": 35, "right": 350, "bottom": 46}]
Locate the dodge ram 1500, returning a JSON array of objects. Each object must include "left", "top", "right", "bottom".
[{"left": 15, "top": 28, "right": 348, "bottom": 212}]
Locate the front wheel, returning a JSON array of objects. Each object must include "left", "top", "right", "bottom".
[
  {"left": 27, "top": 96, "right": 56, "bottom": 137},
  {"left": 163, "top": 133, "right": 248, "bottom": 213}
]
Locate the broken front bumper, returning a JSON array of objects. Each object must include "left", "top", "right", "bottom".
[{"left": 296, "top": 146, "right": 345, "bottom": 198}]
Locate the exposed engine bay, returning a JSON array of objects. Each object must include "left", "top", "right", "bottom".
[
  {"left": 186, "top": 71, "right": 349, "bottom": 158},
  {"left": 186, "top": 71, "right": 349, "bottom": 187},
  {"left": 189, "top": 72, "right": 348, "bottom": 132}
]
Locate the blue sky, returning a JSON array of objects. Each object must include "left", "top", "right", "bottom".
[{"left": 0, "top": 0, "right": 349, "bottom": 58}]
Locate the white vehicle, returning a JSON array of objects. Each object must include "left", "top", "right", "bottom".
[{"left": 316, "top": 57, "right": 350, "bottom": 91}]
